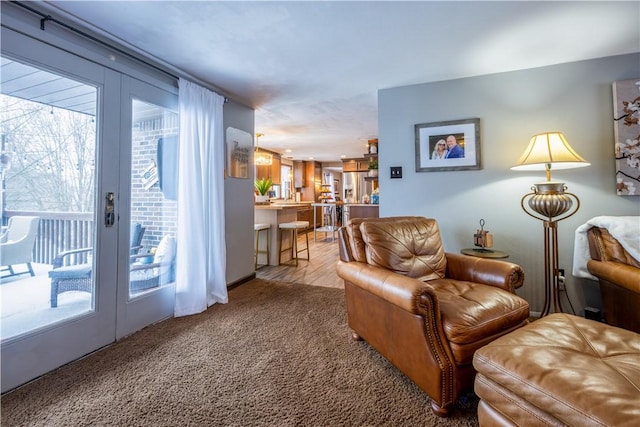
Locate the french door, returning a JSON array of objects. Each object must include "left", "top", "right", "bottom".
[
  {"left": 0, "top": 27, "right": 177, "bottom": 392},
  {"left": 116, "top": 77, "right": 178, "bottom": 338}
]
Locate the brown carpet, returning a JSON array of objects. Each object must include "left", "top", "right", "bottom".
[{"left": 1, "top": 279, "right": 478, "bottom": 426}]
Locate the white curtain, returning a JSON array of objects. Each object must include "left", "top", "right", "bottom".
[{"left": 175, "top": 79, "right": 227, "bottom": 316}]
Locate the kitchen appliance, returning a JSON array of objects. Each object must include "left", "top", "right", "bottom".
[{"left": 342, "top": 172, "right": 372, "bottom": 204}]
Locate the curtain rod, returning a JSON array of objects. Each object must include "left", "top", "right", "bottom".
[{"left": 10, "top": 1, "right": 229, "bottom": 103}]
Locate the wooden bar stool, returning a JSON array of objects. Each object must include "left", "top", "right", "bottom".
[
  {"left": 278, "top": 221, "right": 309, "bottom": 266},
  {"left": 254, "top": 223, "right": 270, "bottom": 269}
]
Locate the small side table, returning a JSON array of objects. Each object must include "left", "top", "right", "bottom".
[{"left": 461, "top": 248, "right": 509, "bottom": 259}]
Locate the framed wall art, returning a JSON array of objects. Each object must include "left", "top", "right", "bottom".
[
  {"left": 613, "top": 79, "right": 640, "bottom": 196},
  {"left": 415, "top": 118, "right": 481, "bottom": 172},
  {"left": 226, "top": 127, "right": 251, "bottom": 179}
]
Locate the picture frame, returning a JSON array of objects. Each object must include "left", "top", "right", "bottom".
[{"left": 414, "top": 118, "right": 481, "bottom": 172}]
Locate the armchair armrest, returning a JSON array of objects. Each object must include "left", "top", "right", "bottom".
[
  {"left": 445, "top": 253, "right": 524, "bottom": 293},
  {"left": 587, "top": 260, "right": 640, "bottom": 294},
  {"left": 337, "top": 260, "right": 439, "bottom": 314},
  {"left": 52, "top": 247, "right": 92, "bottom": 268}
]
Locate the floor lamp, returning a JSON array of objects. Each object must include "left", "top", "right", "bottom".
[{"left": 511, "top": 132, "right": 590, "bottom": 317}]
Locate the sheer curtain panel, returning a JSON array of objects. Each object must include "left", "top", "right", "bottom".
[{"left": 175, "top": 79, "right": 227, "bottom": 316}]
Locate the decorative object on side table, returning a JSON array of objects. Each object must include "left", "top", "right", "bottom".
[
  {"left": 473, "top": 218, "right": 494, "bottom": 252},
  {"left": 254, "top": 177, "right": 272, "bottom": 204},
  {"left": 511, "top": 131, "right": 590, "bottom": 317},
  {"left": 461, "top": 220, "right": 508, "bottom": 258}
]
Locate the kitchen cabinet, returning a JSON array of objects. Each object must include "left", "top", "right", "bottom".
[
  {"left": 255, "top": 153, "right": 282, "bottom": 184},
  {"left": 342, "top": 158, "right": 369, "bottom": 172},
  {"left": 301, "top": 161, "right": 323, "bottom": 227},
  {"left": 293, "top": 161, "right": 305, "bottom": 188},
  {"left": 297, "top": 205, "right": 312, "bottom": 224}
]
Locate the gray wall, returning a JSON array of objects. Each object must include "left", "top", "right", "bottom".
[
  {"left": 223, "top": 101, "right": 256, "bottom": 285},
  {"left": 378, "top": 54, "right": 640, "bottom": 316}
]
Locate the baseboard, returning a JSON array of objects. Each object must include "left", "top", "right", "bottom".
[{"left": 227, "top": 273, "right": 256, "bottom": 290}]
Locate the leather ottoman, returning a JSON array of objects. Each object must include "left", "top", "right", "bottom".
[{"left": 473, "top": 313, "right": 640, "bottom": 426}]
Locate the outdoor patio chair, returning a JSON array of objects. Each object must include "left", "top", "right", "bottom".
[
  {"left": 49, "top": 231, "right": 176, "bottom": 307},
  {"left": 1, "top": 216, "right": 40, "bottom": 279},
  {"left": 49, "top": 223, "right": 146, "bottom": 307},
  {"left": 129, "top": 234, "right": 176, "bottom": 292}
]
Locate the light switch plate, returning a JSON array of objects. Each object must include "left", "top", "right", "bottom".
[{"left": 390, "top": 166, "right": 402, "bottom": 179}]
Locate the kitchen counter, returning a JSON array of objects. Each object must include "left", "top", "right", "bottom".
[
  {"left": 343, "top": 203, "right": 379, "bottom": 224},
  {"left": 255, "top": 203, "right": 312, "bottom": 266},
  {"left": 255, "top": 202, "right": 312, "bottom": 210}
]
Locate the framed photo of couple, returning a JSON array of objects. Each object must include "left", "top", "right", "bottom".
[{"left": 415, "top": 118, "right": 481, "bottom": 172}]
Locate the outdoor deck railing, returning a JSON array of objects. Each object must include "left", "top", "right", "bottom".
[{"left": 4, "top": 210, "right": 93, "bottom": 266}]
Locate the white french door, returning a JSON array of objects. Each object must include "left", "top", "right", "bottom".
[
  {"left": 0, "top": 27, "right": 177, "bottom": 392},
  {"left": 116, "top": 77, "right": 177, "bottom": 338}
]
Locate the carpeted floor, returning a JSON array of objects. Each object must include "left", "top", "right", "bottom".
[{"left": 1, "top": 279, "right": 478, "bottom": 426}]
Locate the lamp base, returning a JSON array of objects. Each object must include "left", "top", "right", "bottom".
[
  {"left": 521, "top": 183, "right": 580, "bottom": 317},
  {"left": 527, "top": 182, "right": 573, "bottom": 219}
]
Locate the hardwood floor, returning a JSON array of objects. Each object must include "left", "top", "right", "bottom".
[{"left": 256, "top": 229, "right": 343, "bottom": 289}]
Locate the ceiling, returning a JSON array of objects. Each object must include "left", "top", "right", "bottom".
[{"left": 33, "top": 1, "right": 640, "bottom": 162}]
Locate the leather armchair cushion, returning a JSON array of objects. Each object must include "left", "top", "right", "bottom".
[
  {"left": 360, "top": 217, "right": 447, "bottom": 281},
  {"left": 430, "top": 278, "right": 530, "bottom": 364},
  {"left": 345, "top": 216, "right": 421, "bottom": 263}
]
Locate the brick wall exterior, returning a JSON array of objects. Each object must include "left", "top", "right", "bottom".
[{"left": 131, "top": 116, "right": 178, "bottom": 252}]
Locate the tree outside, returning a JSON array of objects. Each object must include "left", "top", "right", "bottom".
[{"left": 0, "top": 94, "right": 96, "bottom": 215}]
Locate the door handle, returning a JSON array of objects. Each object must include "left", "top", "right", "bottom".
[{"left": 105, "top": 192, "right": 115, "bottom": 227}]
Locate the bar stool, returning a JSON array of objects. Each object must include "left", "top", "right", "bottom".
[
  {"left": 278, "top": 221, "right": 310, "bottom": 266},
  {"left": 254, "top": 223, "right": 270, "bottom": 269}
]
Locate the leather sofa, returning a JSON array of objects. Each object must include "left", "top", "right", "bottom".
[
  {"left": 587, "top": 226, "right": 640, "bottom": 333},
  {"left": 336, "top": 216, "right": 530, "bottom": 417},
  {"left": 473, "top": 313, "right": 640, "bottom": 426}
]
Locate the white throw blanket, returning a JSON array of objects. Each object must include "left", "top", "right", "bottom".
[{"left": 572, "top": 216, "right": 640, "bottom": 280}]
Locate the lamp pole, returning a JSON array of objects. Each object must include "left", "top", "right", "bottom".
[{"left": 521, "top": 181, "right": 580, "bottom": 316}]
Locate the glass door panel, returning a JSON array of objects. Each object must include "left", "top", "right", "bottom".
[
  {"left": 0, "top": 57, "right": 97, "bottom": 338},
  {"left": 116, "top": 77, "right": 177, "bottom": 338},
  {"left": 128, "top": 99, "right": 178, "bottom": 297}
]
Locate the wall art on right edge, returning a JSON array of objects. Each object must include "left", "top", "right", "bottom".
[{"left": 613, "top": 78, "right": 640, "bottom": 196}]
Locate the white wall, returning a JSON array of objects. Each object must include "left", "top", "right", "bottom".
[
  {"left": 378, "top": 54, "right": 640, "bottom": 315},
  {"left": 223, "top": 102, "right": 256, "bottom": 284}
]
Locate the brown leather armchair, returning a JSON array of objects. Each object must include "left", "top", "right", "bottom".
[
  {"left": 336, "top": 217, "right": 530, "bottom": 417},
  {"left": 587, "top": 226, "right": 640, "bottom": 333}
]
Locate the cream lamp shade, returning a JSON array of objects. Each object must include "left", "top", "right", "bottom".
[{"left": 511, "top": 132, "right": 590, "bottom": 181}]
